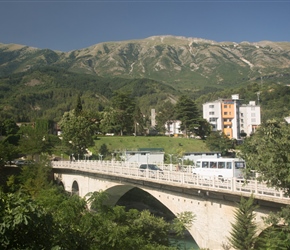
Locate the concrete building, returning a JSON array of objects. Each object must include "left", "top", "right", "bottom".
[
  {"left": 203, "top": 94, "right": 261, "bottom": 139},
  {"left": 124, "top": 148, "right": 164, "bottom": 165},
  {"left": 239, "top": 101, "right": 261, "bottom": 136}
]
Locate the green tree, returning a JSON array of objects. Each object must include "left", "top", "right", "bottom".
[
  {"left": 195, "top": 118, "right": 211, "bottom": 139},
  {"left": 254, "top": 206, "right": 290, "bottom": 249},
  {"left": 239, "top": 120, "right": 290, "bottom": 249},
  {"left": 0, "top": 119, "right": 19, "bottom": 136},
  {"left": 35, "top": 119, "right": 55, "bottom": 135},
  {"left": 75, "top": 94, "right": 83, "bottom": 116},
  {"left": 98, "top": 143, "right": 109, "bottom": 159},
  {"left": 133, "top": 105, "right": 146, "bottom": 136},
  {"left": 111, "top": 91, "right": 136, "bottom": 136},
  {"left": 0, "top": 142, "right": 19, "bottom": 166},
  {"left": 239, "top": 119, "right": 290, "bottom": 194},
  {"left": 228, "top": 195, "right": 258, "bottom": 250},
  {"left": 174, "top": 95, "right": 200, "bottom": 137},
  {"left": 156, "top": 101, "right": 175, "bottom": 135},
  {"left": 59, "top": 109, "right": 97, "bottom": 156},
  {"left": 205, "top": 131, "right": 233, "bottom": 156},
  {"left": 99, "top": 106, "right": 122, "bottom": 134},
  {"left": 171, "top": 211, "right": 196, "bottom": 238},
  {"left": 0, "top": 191, "right": 54, "bottom": 250},
  {"left": 18, "top": 125, "right": 57, "bottom": 160}
]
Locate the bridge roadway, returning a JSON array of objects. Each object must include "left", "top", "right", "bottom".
[{"left": 52, "top": 160, "right": 290, "bottom": 249}]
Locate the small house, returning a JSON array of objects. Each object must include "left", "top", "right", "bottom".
[{"left": 125, "top": 148, "right": 164, "bottom": 165}]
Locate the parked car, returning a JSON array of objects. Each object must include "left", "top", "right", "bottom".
[
  {"left": 14, "top": 160, "right": 34, "bottom": 166},
  {"left": 139, "top": 164, "right": 163, "bottom": 178},
  {"left": 14, "top": 160, "right": 27, "bottom": 166},
  {"left": 139, "top": 164, "right": 163, "bottom": 171}
]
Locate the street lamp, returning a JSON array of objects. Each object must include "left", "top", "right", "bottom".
[{"left": 99, "top": 154, "right": 103, "bottom": 162}]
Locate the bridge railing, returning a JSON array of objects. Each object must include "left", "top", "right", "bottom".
[{"left": 52, "top": 160, "right": 289, "bottom": 201}]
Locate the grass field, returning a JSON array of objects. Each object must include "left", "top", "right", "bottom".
[{"left": 92, "top": 135, "right": 209, "bottom": 161}]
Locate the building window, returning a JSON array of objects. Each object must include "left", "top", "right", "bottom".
[
  {"left": 251, "top": 107, "right": 255, "bottom": 111},
  {"left": 241, "top": 113, "right": 244, "bottom": 117},
  {"left": 251, "top": 118, "right": 256, "bottom": 123},
  {"left": 209, "top": 118, "right": 216, "bottom": 122},
  {"left": 209, "top": 105, "right": 214, "bottom": 108},
  {"left": 251, "top": 113, "right": 256, "bottom": 117},
  {"left": 209, "top": 112, "right": 215, "bottom": 115},
  {"left": 241, "top": 119, "right": 244, "bottom": 123},
  {"left": 241, "top": 124, "right": 244, "bottom": 128},
  {"left": 224, "top": 105, "right": 228, "bottom": 108},
  {"left": 224, "top": 112, "right": 228, "bottom": 115}
]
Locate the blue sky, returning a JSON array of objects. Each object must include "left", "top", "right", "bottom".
[{"left": 1, "top": 0, "right": 290, "bottom": 52}]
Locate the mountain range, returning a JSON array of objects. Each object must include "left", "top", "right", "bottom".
[
  {"left": 1, "top": 36, "right": 290, "bottom": 89},
  {"left": 0, "top": 36, "right": 289, "bottom": 122}
]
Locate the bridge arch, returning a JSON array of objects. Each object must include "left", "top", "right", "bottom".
[
  {"left": 72, "top": 180, "right": 79, "bottom": 195},
  {"left": 101, "top": 184, "right": 203, "bottom": 247},
  {"left": 53, "top": 170, "right": 284, "bottom": 249}
]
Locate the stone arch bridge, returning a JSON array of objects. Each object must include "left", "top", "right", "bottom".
[{"left": 52, "top": 160, "right": 290, "bottom": 250}]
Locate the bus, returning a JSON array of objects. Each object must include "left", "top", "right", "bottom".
[{"left": 192, "top": 158, "right": 245, "bottom": 180}]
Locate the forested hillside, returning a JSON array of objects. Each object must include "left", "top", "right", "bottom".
[
  {"left": 0, "top": 67, "right": 179, "bottom": 122},
  {"left": 0, "top": 65, "right": 289, "bottom": 123}
]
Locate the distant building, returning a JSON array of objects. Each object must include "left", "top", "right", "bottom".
[
  {"left": 203, "top": 94, "right": 261, "bottom": 139},
  {"left": 164, "top": 120, "right": 182, "bottom": 136},
  {"left": 124, "top": 148, "right": 164, "bottom": 165}
]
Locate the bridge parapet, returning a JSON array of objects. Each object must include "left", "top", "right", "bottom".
[{"left": 52, "top": 160, "right": 290, "bottom": 205}]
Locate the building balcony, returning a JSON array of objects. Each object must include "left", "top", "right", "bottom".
[{"left": 223, "top": 121, "right": 232, "bottom": 126}]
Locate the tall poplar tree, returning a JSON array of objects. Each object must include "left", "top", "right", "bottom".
[
  {"left": 156, "top": 101, "right": 175, "bottom": 135},
  {"left": 111, "top": 91, "right": 136, "bottom": 136},
  {"left": 60, "top": 110, "right": 96, "bottom": 156},
  {"left": 174, "top": 95, "right": 201, "bottom": 137}
]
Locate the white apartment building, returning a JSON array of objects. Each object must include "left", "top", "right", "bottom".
[
  {"left": 203, "top": 94, "right": 261, "bottom": 139},
  {"left": 239, "top": 101, "right": 261, "bottom": 136},
  {"left": 164, "top": 120, "right": 182, "bottom": 136}
]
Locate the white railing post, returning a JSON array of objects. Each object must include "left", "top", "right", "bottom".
[
  {"left": 232, "top": 177, "right": 236, "bottom": 192},
  {"left": 255, "top": 179, "right": 258, "bottom": 195}
]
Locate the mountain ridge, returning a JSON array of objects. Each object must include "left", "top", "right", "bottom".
[{"left": 1, "top": 35, "right": 290, "bottom": 89}]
